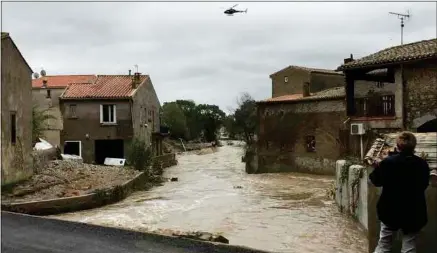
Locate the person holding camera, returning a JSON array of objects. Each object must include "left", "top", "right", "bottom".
[{"left": 369, "top": 131, "right": 430, "bottom": 253}]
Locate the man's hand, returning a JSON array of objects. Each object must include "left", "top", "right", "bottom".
[{"left": 371, "top": 159, "right": 381, "bottom": 168}]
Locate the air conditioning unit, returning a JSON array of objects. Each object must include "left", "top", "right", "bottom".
[{"left": 350, "top": 123, "right": 365, "bottom": 135}]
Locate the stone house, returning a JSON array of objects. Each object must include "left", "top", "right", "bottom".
[
  {"left": 32, "top": 75, "right": 97, "bottom": 146},
  {"left": 59, "top": 72, "right": 162, "bottom": 164},
  {"left": 256, "top": 86, "right": 348, "bottom": 175},
  {"left": 1, "top": 32, "right": 33, "bottom": 185},
  {"left": 337, "top": 38, "right": 437, "bottom": 133},
  {"left": 269, "top": 65, "right": 345, "bottom": 98}
]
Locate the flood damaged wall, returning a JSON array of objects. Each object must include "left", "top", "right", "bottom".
[{"left": 335, "top": 160, "right": 368, "bottom": 230}]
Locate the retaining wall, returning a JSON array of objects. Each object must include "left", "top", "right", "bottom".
[
  {"left": 1, "top": 172, "right": 149, "bottom": 216},
  {"left": 152, "top": 153, "right": 177, "bottom": 169}
]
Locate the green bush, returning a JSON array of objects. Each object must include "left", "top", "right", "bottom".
[{"left": 127, "top": 139, "right": 153, "bottom": 172}]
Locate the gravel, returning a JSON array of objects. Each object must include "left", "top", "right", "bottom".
[{"left": 2, "top": 160, "right": 141, "bottom": 203}]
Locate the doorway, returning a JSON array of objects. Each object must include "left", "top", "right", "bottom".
[
  {"left": 64, "top": 141, "right": 81, "bottom": 157},
  {"left": 94, "top": 139, "right": 124, "bottom": 165}
]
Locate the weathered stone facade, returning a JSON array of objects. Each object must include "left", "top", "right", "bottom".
[
  {"left": 257, "top": 98, "right": 348, "bottom": 175},
  {"left": 270, "top": 66, "right": 344, "bottom": 98},
  {"left": 1, "top": 33, "right": 33, "bottom": 185},
  {"left": 404, "top": 62, "right": 437, "bottom": 130}
]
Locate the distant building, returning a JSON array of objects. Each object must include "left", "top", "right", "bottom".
[
  {"left": 1, "top": 32, "right": 33, "bottom": 185},
  {"left": 32, "top": 75, "right": 97, "bottom": 146},
  {"left": 59, "top": 73, "right": 163, "bottom": 164}
]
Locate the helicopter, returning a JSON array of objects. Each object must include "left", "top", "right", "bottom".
[{"left": 224, "top": 4, "right": 247, "bottom": 16}]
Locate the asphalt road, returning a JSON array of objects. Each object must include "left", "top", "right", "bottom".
[{"left": 1, "top": 211, "right": 268, "bottom": 253}]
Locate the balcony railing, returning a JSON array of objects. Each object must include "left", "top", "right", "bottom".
[{"left": 354, "top": 95, "right": 395, "bottom": 117}]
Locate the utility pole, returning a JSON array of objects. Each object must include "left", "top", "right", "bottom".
[{"left": 389, "top": 11, "right": 411, "bottom": 45}]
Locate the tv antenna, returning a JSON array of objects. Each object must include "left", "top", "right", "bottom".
[{"left": 389, "top": 10, "right": 411, "bottom": 45}]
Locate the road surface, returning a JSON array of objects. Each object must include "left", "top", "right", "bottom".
[{"left": 1, "top": 211, "right": 268, "bottom": 253}]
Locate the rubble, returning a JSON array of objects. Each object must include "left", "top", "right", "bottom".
[{"left": 1, "top": 160, "right": 141, "bottom": 203}]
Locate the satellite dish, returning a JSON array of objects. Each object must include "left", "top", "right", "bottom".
[
  {"left": 33, "top": 72, "right": 40, "bottom": 79},
  {"left": 40, "top": 69, "right": 47, "bottom": 77}
]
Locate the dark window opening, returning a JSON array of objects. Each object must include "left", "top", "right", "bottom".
[
  {"left": 354, "top": 95, "right": 395, "bottom": 117},
  {"left": 64, "top": 141, "right": 80, "bottom": 156},
  {"left": 95, "top": 139, "right": 124, "bottom": 165},
  {"left": 69, "top": 104, "right": 77, "bottom": 118},
  {"left": 46, "top": 89, "right": 51, "bottom": 98},
  {"left": 11, "top": 112, "right": 16, "bottom": 144},
  {"left": 101, "top": 104, "right": 115, "bottom": 123},
  {"left": 306, "top": 136, "right": 316, "bottom": 152}
]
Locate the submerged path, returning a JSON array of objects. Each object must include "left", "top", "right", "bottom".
[{"left": 54, "top": 144, "right": 368, "bottom": 253}]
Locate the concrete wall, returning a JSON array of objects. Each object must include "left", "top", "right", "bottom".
[
  {"left": 32, "top": 87, "right": 65, "bottom": 146},
  {"left": 257, "top": 99, "right": 347, "bottom": 175},
  {"left": 1, "top": 36, "right": 33, "bottom": 186},
  {"left": 404, "top": 62, "right": 437, "bottom": 130},
  {"left": 335, "top": 160, "right": 368, "bottom": 231}
]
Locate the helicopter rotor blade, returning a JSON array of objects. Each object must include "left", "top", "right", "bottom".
[{"left": 232, "top": 4, "right": 238, "bottom": 8}]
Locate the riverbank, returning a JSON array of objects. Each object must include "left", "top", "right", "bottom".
[{"left": 1, "top": 159, "right": 142, "bottom": 203}]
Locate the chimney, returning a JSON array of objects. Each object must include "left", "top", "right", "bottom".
[
  {"left": 303, "top": 82, "right": 310, "bottom": 97},
  {"left": 42, "top": 78, "right": 48, "bottom": 89},
  {"left": 344, "top": 53, "right": 354, "bottom": 64},
  {"left": 132, "top": 72, "right": 141, "bottom": 89},
  {"left": 128, "top": 69, "right": 131, "bottom": 76}
]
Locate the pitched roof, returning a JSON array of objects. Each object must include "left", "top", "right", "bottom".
[
  {"left": 270, "top": 65, "right": 343, "bottom": 77},
  {"left": 1, "top": 32, "right": 33, "bottom": 73},
  {"left": 1, "top": 32, "right": 9, "bottom": 39},
  {"left": 365, "top": 132, "right": 437, "bottom": 169},
  {"left": 60, "top": 75, "right": 148, "bottom": 100},
  {"left": 32, "top": 75, "right": 97, "bottom": 88},
  {"left": 258, "top": 86, "right": 345, "bottom": 104},
  {"left": 338, "top": 38, "right": 437, "bottom": 71}
]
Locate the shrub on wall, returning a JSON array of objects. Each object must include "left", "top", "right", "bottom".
[{"left": 127, "top": 139, "right": 153, "bottom": 173}]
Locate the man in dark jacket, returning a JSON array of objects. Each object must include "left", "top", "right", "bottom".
[{"left": 369, "top": 131, "right": 430, "bottom": 253}]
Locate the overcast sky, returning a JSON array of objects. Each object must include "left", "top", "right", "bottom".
[{"left": 2, "top": 1, "right": 436, "bottom": 112}]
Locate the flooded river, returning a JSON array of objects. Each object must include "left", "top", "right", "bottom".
[{"left": 54, "top": 144, "right": 367, "bottom": 253}]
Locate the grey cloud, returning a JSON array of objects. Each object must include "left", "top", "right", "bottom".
[{"left": 2, "top": 2, "right": 436, "bottom": 111}]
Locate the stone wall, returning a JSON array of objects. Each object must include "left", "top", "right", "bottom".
[
  {"left": 404, "top": 62, "right": 437, "bottom": 130},
  {"left": 257, "top": 99, "right": 348, "bottom": 175},
  {"left": 152, "top": 153, "right": 177, "bottom": 169},
  {"left": 1, "top": 35, "right": 33, "bottom": 186}
]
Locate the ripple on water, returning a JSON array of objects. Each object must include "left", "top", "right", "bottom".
[{"left": 53, "top": 145, "right": 367, "bottom": 253}]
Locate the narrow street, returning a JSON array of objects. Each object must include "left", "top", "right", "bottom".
[{"left": 54, "top": 144, "right": 368, "bottom": 253}]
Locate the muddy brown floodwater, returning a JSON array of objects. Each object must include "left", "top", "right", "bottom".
[{"left": 53, "top": 143, "right": 368, "bottom": 253}]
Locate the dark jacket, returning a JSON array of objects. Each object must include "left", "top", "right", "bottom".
[{"left": 369, "top": 152, "right": 430, "bottom": 234}]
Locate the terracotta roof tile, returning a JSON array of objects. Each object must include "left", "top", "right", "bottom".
[
  {"left": 32, "top": 75, "right": 97, "bottom": 88},
  {"left": 259, "top": 86, "right": 345, "bottom": 104},
  {"left": 338, "top": 38, "right": 437, "bottom": 71},
  {"left": 270, "top": 65, "right": 342, "bottom": 77},
  {"left": 60, "top": 75, "right": 148, "bottom": 99}
]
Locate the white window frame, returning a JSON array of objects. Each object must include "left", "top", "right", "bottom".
[
  {"left": 100, "top": 104, "right": 117, "bottom": 124},
  {"left": 64, "top": 141, "right": 82, "bottom": 157}
]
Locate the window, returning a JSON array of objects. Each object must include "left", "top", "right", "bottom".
[
  {"left": 69, "top": 104, "right": 77, "bottom": 118},
  {"left": 11, "top": 112, "right": 16, "bottom": 144},
  {"left": 100, "top": 104, "right": 116, "bottom": 123},
  {"left": 354, "top": 95, "right": 395, "bottom": 117},
  {"left": 306, "top": 136, "right": 316, "bottom": 152},
  {"left": 46, "top": 89, "right": 51, "bottom": 98},
  {"left": 284, "top": 76, "right": 289, "bottom": 83}
]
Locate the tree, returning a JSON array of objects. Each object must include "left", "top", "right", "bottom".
[
  {"left": 175, "top": 100, "right": 200, "bottom": 140},
  {"left": 233, "top": 93, "right": 257, "bottom": 145},
  {"left": 222, "top": 114, "right": 237, "bottom": 139},
  {"left": 161, "top": 102, "right": 189, "bottom": 139},
  {"left": 32, "top": 105, "right": 56, "bottom": 143},
  {"left": 195, "top": 104, "right": 226, "bottom": 142}
]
